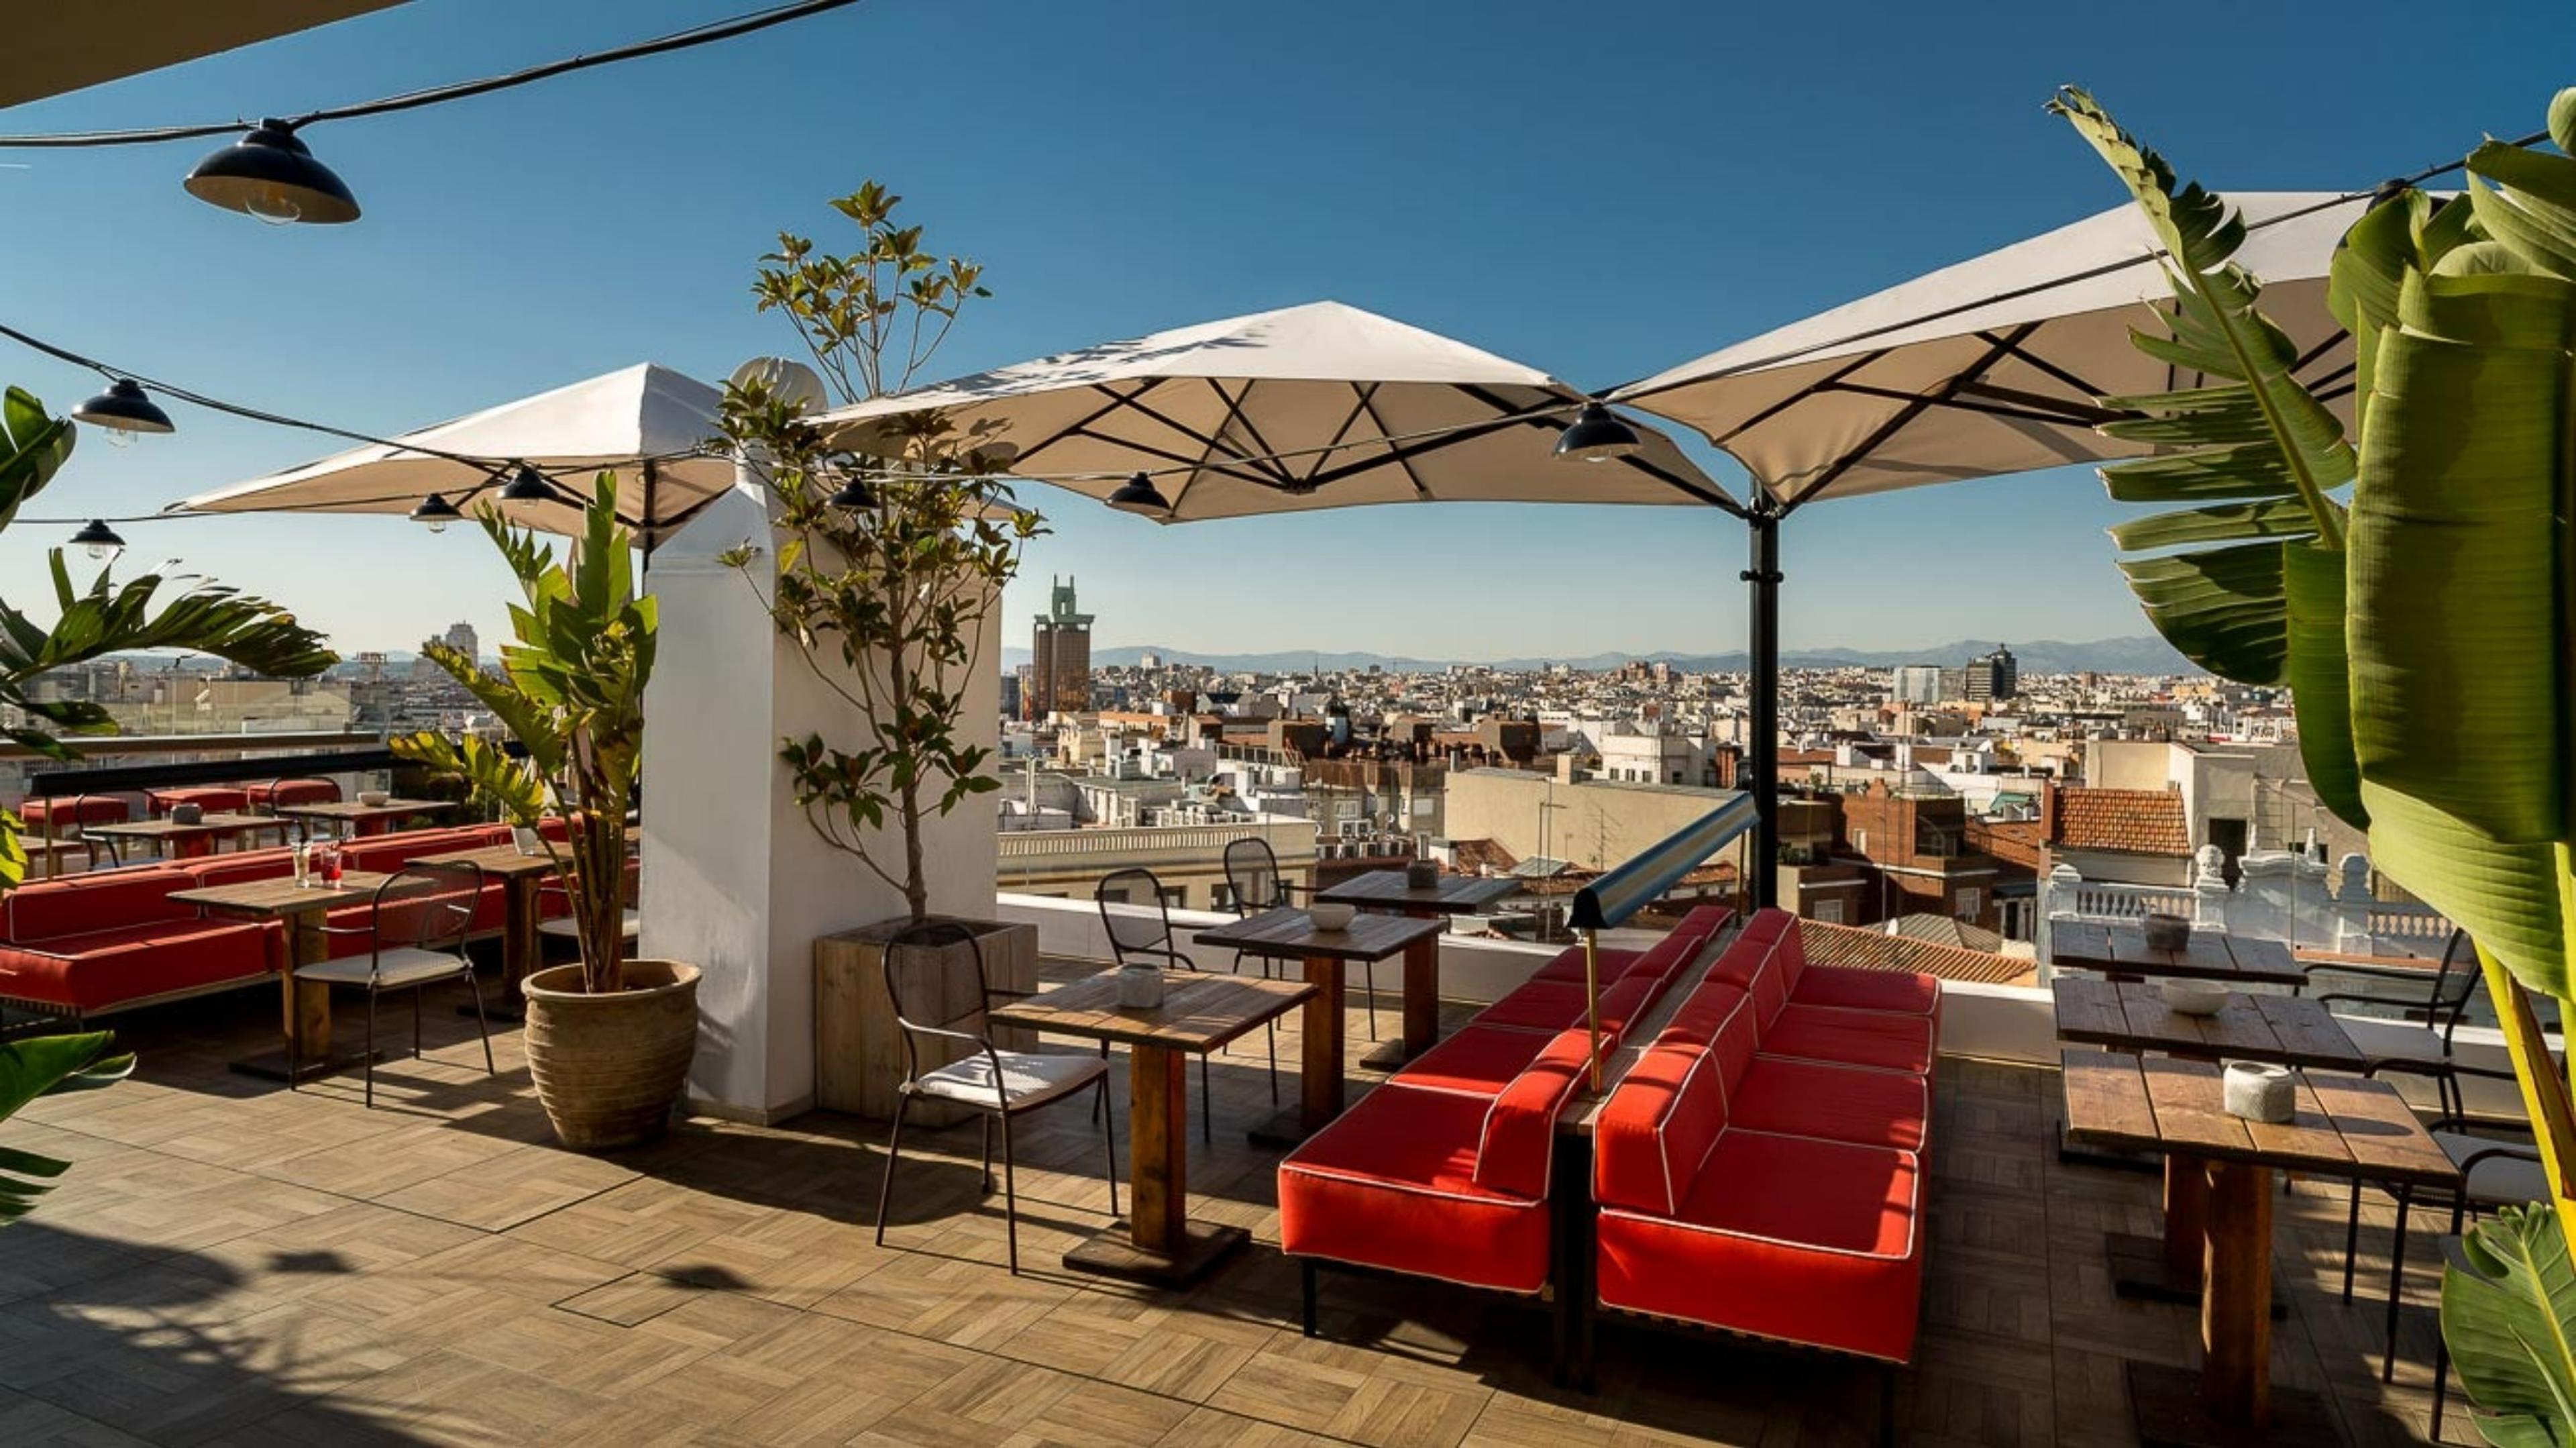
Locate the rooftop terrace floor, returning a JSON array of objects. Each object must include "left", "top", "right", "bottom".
[{"left": 0, "top": 961, "right": 2459, "bottom": 1446}]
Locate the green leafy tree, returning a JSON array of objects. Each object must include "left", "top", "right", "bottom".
[
  {"left": 390, "top": 478, "right": 652, "bottom": 991},
  {"left": 718, "top": 184, "right": 1044, "bottom": 922},
  {"left": 0, "top": 384, "right": 335, "bottom": 1217}
]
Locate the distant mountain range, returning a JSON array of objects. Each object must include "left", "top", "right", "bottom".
[{"left": 998, "top": 635, "right": 2198, "bottom": 676}]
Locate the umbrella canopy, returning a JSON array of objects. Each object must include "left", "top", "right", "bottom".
[
  {"left": 1611, "top": 192, "right": 2367, "bottom": 509},
  {"left": 170, "top": 362, "right": 729, "bottom": 541},
  {"left": 816, "top": 301, "right": 1737, "bottom": 521}
]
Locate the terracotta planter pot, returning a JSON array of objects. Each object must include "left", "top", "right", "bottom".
[{"left": 521, "top": 959, "right": 700, "bottom": 1150}]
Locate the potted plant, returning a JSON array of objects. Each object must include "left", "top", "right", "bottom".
[
  {"left": 716, "top": 183, "right": 1046, "bottom": 1120},
  {"left": 392, "top": 476, "right": 690, "bottom": 1149}
]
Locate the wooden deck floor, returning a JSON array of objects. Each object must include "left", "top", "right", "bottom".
[{"left": 0, "top": 960, "right": 2464, "bottom": 1446}]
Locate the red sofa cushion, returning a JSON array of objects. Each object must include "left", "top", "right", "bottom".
[
  {"left": 1729, "top": 1057, "right": 1931, "bottom": 1153},
  {"left": 149, "top": 787, "right": 250, "bottom": 815},
  {"left": 1476, "top": 979, "right": 1591, "bottom": 1033},
  {"left": 1278, "top": 1084, "right": 1554, "bottom": 1293},
  {"left": 1672, "top": 905, "right": 1737, "bottom": 941},
  {"left": 0, "top": 917, "right": 277, "bottom": 1011},
  {"left": 1531, "top": 943, "right": 1642, "bottom": 986},
  {"left": 1594, "top": 974, "right": 1662, "bottom": 1041},
  {"left": 1471, "top": 1028, "right": 1594, "bottom": 1198},
  {"left": 1794, "top": 963, "right": 1941, "bottom": 1019},
  {"left": 21, "top": 796, "right": 130, "bottom": 828},
  {"left": 182, "top": 851, "right": 297, "bottom": 890},
  {"left": 1625, "top": 928, "right": 1712, "bottom": 992},
  {"left": 1705, "top": 933, "right": 1790, "bottom": 1029},
  {"left": 1597, "top": 1129, "right": 1924, "bottom": 1363},
  {"left": 1762, "top": 1004, "right": 1935, "bottom": 1076},
  {"left": 1395, "top": 1025, "right": 1552, "bottom": 1097},
  {"left": 1660, "top": 977, "right": 1750, "bottom": 1050},
  {"left": 7, "top": 869, "right": 196, "bottom": 943}
]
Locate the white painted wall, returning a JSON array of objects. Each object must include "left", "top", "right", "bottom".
[{"left": 645, "top": 467, "right": 1000, "bottom": 1124}]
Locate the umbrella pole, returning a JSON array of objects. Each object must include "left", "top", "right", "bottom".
[
  {"left": 1744, "top": 504, "right": 1782, "bottom": 910},
  {"left": 1582, "top": 928, "right": 1603, "bottom": 1090}
]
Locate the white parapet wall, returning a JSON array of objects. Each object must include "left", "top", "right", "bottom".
[{"left": 994, "top": 890, "right": 2065, "bottom": 1068}]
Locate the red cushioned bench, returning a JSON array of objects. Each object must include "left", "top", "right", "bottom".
[
  {"left": 1282, "top": 913, "right": 1729, "bottom": 1358},
  {"left": 1587, "top": 908, "right": 1938, "bottom": 1427}
]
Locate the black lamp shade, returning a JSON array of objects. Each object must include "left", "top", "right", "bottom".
[
  {"left": 1106, "top": 471, "right": 1172, "bottom": 515},
  {"left": 184, "top": 121, "right": 360, "bottom": 225},
  {"left": 826, "top": 473, "right": 877, "bottom": 510},
  {"left": 409, "top": 493, "right": 464, "bottom": 531},
  {"left": 1554, "top": 402, "right": 1643, "bottom": 463},
  {"left": 68, "top": 519, "right": 125, "bottom": 558},
  {"left": 71, "top": 379, "right": 174, "bottom": 435},
  {"left": 498, "top": 464, "right": 555, "bottom": 503}
]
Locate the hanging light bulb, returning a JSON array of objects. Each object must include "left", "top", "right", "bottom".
[
  {"left": 409, "top": 493, "right": 464, "bottom": 533},
  {"left": 183, "top": 119, "right": 361, "bottom": 225},
  {"left": 70, "top": 378, "right": 175, "bottom": 446},
  {"left": 1106, "top": 471, "right": 1173, "bottom": 515},
  {"left": 498, "top": 464, "right": 555, "bottom": 504},
  {"left": 68, "top": 519, "right": 125, "bottom": 562},
  {"left": 1553, "top": 402, "right": 1644, "bottom": 464}
]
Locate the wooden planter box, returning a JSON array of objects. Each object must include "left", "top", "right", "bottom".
[{"left": 814, "top": 916, "right": 1038, "bottom": 1124}]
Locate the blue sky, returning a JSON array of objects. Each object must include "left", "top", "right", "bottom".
[{"left": 0, "top": 0, "right": 2563, "bottom": 662}]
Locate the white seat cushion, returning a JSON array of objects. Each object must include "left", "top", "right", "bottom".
[
  {"left": 2434, "top": 1130, "right": 2550, "bottom": 1208},
  {"left": 297, "top": 947, "right": 473, "bottom": 989},
  {"left": 539, "top": 909, "right": 641, "bottom": 940},
  {"left": 912, "top": 1049, "right": 1105, "bottom": 1110}
]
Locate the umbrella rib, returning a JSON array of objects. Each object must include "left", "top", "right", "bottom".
[
  {"left": 1969, "top": 330, "right": 2127, "bottom": 404},
  {"left": 1300, "top": 382, "right": 1381, "bottom": 488},
  {"left": 1705, "top": 354, "right": 1886, "bottom": 448},
  {"left": 1450, "top": 383, "right": 1746, "bottom": 516},
  {"left": 1778, "top": 323, "right": 2037, "bottom": 514},
  {"left": 1118, "top": 387, "right": 1299, "bottom": 488},
  {"left": 1063, "top": 427, "right": 1279, "bottom": 490},
  {"left": 1195, "top": 379, "right": 1297, "bottom": 489},
  {"left": 1354, "top": 386, "right": 1434, "bottom": 500},
  {"left": 982, "top": 378, "right": 1176, "bottom": 473},
  {"left": 1820, "top": 380, "right": 2120, "bottom": 430}
]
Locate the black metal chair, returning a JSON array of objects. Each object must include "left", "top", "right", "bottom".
[
  {"left": 299, "top": 860, "right": 494, "bottom": 1106},
  {"left": 1226, "top": 837, "right": 1377, "bottom": 1041},
  {"left": 872, "top": 919, "right": 1116, "bottom": 1275},
  {"left": 2312, "top": 929, "right": 2553, "bottom": 1121},
  {"left": 2337, "top": 1100, "right": 2543, "bottom": 1392},
  {"left": 1094, "top": 868, "right": 1271, "bottom": 1141}
]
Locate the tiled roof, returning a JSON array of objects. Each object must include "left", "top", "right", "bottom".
[
  {"left": 1799, "top": 918, "right": 2035, "bottom": 986},
  {"left": 1885, "top": 912, "right": 2007, "bottom": 953},
  {"left": 1447, "top": 837, "right": 1519, "bottom": 875},
  {"left": 2053, "top": 786, "right": 2191, "bottom": 856}
]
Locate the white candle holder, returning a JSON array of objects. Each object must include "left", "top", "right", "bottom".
[{"left": 2222, "top": 1061, "right": 2294, "bottom": 1125}]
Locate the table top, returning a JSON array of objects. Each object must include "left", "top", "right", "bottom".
[
  {"left": 2049, "top": 921, "right": 2302, "bottom": 986},
  {"left": 2060, "top": 1047, "right": 2458, "bottom": 1188},
  {"left": 1313, "top": 871, "right": 1520, "bottom": 913},
  {"left": 415, "top": 843, "right": 563, "bottom": 878},
  {"left": 989, "top": 970, "right": 1314, "bottom": 1053},
  {"left": 172, "top": 872, "right": 394, "bottom": 916},
  {"left": 86, "top": 813, "right": 294, "bottom": 839},
  {"left": 275, "top": 798, "right": 456, "bottom": 821},
  {"left": 2053, "top": 977, "right": 2364, "bottom": 1070},
  {"left": 1192, "top": 907, "right": 1446, "bottom": 962}
]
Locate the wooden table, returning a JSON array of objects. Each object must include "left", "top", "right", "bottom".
[
  {"left": 989, "top": 970, "right": 1313, "bottom": 1286},
  {"left": 1192, "top": 907, "right": 1446, "bottom": 1146},
  {"left": 1314, "top": 871, "right": 1519, "bottom": 1069},
  {"left": 83, "top": 813, "right": 296, "bottom": 862},
  {"left": 2049, "top": 921, "right": 2301, "bottom": 986},
  {"left": 417, "top": 843, "right": 558, "bottom": 1019},
  {"left": 2055, "top": 977, "right": 2367, "bottom": 1311},
  {"left": 276, "top": 798, "right": 456, "bottom": 839},
  {"left": 174, "top": 872, "right": 392, "bottom": 1082},
  {"left": 2061, "top": 1048, "right": 2457, "bottom": 1443}
]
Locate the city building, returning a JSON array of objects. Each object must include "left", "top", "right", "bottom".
[
  {"left": 1890, "top": 664, "right": 1945, "bottom": 705},
  {"left": 1026, "top": 575, "right": 1094, "bottom": 719}
]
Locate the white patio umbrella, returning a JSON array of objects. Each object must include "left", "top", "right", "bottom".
[
  {"left": 815, "top": 301, "right": 1739, "bottom": 519},
  {"left": 169, "top": 362, "right": 731, "bottom": 544},
  {"left": 1609, "top": 192, "right": 2367, "bottom": 509}
]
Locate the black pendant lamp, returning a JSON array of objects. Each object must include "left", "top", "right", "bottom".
[
  {"left": 68, "top": 519, "right": 125, "bottom": 562},
  {"left": 498, "top": 464, "right": 556, "bottom": 504},
  {"left": 824, "top": 462, "right": 877, "bottom": 510},
  {"left": 1106, "top": 471, "right": 1172, "bottom": 515},
  {"left": 71, "top": 378, "right": 175, "bottom": 441},
  {"left": 184, "top": 119, "right": 361, "bottom": 225},
  {"left": 409, "top": 493, "right": 464, "bottom": 532},
  {"left": 1553, "top": 402, "right": 1643, "bottom": 464}
]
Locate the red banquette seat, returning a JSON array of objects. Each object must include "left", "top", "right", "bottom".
[
  {"left": 148, "top": 786, "right": 253, "bottom": 817},
  {"left": 0, "top": 868, "right": 279, "bottom": 1015},
  {"left": 1591, "top": 910, "right": 1937, "bottom": 1365}
]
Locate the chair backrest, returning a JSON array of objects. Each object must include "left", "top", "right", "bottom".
[
  {"left": 1222, "top": 837, "right": 1283, "bottom": 915},
  {"left": 254, "top": 778, "right": 341, "bottom": 811},
  {"left": 881, "top": 919, "right": 995, "bottom": 1086},
  {"left": 2430, "top": 929, "right": 2483, "bottom": 1040},
  {"left": 372, "top": 862, "right": 481, "bottom": 958},
  {"left": 1096, "top": 868, "right": 1173, "bottom": 960}
]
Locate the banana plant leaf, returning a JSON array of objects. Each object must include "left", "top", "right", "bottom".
[
  {"left": 2049, "top": 87, "right": 2365, "bottom": 825},
  {"left": 0, "top": 387, "right": 72, "bottom": 531},
  {"left": 2443, "top": 1202, "right": 2576, "bottom": 1446}
]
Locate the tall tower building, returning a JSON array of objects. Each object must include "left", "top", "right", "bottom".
[
  {"left": 440, "top": 621, "right": 480, "bottom": 664},
  {"left": 1028, "top": 576, "right": 1094, "bottom": 719}
]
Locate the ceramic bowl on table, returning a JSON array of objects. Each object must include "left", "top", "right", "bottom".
[
  {"left": 357, "top": 790, "right": 391, "bottom": 807},
  {"left": 1307, "top": 902, "right": 1358, "bottom": 933},
  {"left": 2159, "top": 977, "right": 2229, "bottom": 1017}
]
